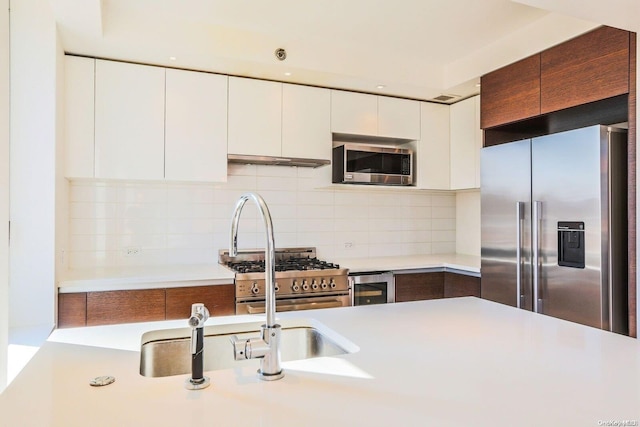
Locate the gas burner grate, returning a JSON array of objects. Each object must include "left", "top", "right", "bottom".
[{"left": 226, "top": 256, "right": 340, "bottom": 274}]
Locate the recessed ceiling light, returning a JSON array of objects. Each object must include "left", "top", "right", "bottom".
[
  {"left": 376, "top": 85, "right": 385, "bottom": 89},
  {"left": 284, "top": 72, "right": 292, "bottom": 76},
  {"left": 169, "top": 56, "right": 177, "bottom": 61}
]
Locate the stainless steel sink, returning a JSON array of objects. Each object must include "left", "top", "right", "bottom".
[{"left": 140, "top": 318, "right": 358, "bottom": 378}]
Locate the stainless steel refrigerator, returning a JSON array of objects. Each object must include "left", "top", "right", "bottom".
[{"left": 480, "top": 125, "right": 628, "bottom": 335}]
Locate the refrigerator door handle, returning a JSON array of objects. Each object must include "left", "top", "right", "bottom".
[
  {"left": 532, "top": 201, "right": 542, "bottom": 313},
  {"left": 516, "top": 202, "right": 524, "bottom": 309}
]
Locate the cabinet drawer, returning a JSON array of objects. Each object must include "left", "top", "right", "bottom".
[{"left": 444, "top": 273, "right": 480, "bottom": 298}]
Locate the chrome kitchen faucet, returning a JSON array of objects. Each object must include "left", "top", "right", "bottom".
[{"left": 229, "top": 192, "right": 284, "bottom": 381}]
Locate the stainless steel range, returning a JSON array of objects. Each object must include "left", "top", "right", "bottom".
[{"left": 220, "top": 247, "right": 351, "bottom": 314}]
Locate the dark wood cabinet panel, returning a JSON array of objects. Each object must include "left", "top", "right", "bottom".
[
  {"left": 86, "top": 289, "right": 166, "bottom": 326},
  {"left": 58, "top": 293, "right": 87, "bottom": 328},
  {"left": 541, "top": 26, "right": 629, "bottom": 114},
  {"left": 480, "top": 54, "right": 541, "bottom": 129},
  {"left": 444, "top": 273, "right": 480, "bottom": 298},
  {"left": 166, "top": 284, "right": 235, "bottom": 320},
  {"left": 395, "top": 272, "right": 444, "bottom": 302},
  {"left": 629, "top": 32, "right": 637, "bottom": 338}
]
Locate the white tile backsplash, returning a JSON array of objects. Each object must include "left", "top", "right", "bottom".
[{"left": 67, "top": 170, "right": 456, "bottom": 268}]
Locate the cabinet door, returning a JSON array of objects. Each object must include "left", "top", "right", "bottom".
[
  {"left": 228, "top": 77, "right": 282, "bottom": 157},
  {"left": 395, "top": 273, "right": 444, "bottom": 302},
  {"left": 86, "top": 289, "right": 165, "bottom": 326},
  {"left": 282, "top": 84, "right": 331, "bottom": 160},
  {"left": 58, "top": 292, "right": 87, "bottom": 328},
  {"left": 378, "top": 96, "right": 420, "bottom": 140},
  {"left": 64, "top": 56, "right": 95, "bottom": 178},
  {"left": 95, "top": 60, "right": 165, "bottom": 180},
  {"left": 541, "top": 26, "right": 629, "bottom": 114},
  {"left": 165, "top": 284, "right": 235, "bottom": 320},
  {"left": 165, "top": 69, "right": 228, "bottom": 182},
  {"left": 444, "top": 273, "right": 481, "bottom": 298},
  {"left": 330, "top": 90, "right": 377, "bottom": 136},
  {"left": 450, "top": 96, "right": 480, "bottom": 190},
  {"left": 416, "top": 102, "right": 449, "bottom": 189},
  {"left": 480, "top": 54, "right": 540, "bottom": 129}
]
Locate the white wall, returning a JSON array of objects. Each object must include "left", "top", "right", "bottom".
[
  {"left": 0, "top": 0, "right": 10, "bottom": 392},
  {"left": 9, "top": 0, "right": 61, "bottom": 336},
  {"left": 455, "top": 190, "right": 481, "bottom": 256},
  {"left": 67, "top": 166, "right": 457, "bottom": 269}
]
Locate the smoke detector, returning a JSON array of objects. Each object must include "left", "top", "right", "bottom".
[{"left": 275, "top": 48, "right": 287, "bottom": 61}]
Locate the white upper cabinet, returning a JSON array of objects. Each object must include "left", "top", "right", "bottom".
[
  {"left": 416, "top": 102, "right": 450, "bottom": 189},
  {"left": 282, "top": 84, "right": 331, "bottom": 161},
  {"left": 64, "top": 56, "right": 95, "bottom": 178},
  {"left": 94, "top": 60, "right": 165, "bottom": 180},
  {"left": 165, "top": 69, "right": 228, "bottom": 182},
  {"left": 330, "top": 90, "right": 420, "bottom": 140},
  {"left": 450, "top": 95, "right": 481, "bottom": 189},
  {"left": 378, "top": 96, "right": 420, "bottom": 140},
  {"left": 228, "top": 77, "right": 282, "bottom": 157},
  {"left": 331, "top": 91, "right": 377, "bottom": 136}
]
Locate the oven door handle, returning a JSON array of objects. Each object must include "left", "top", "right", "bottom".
[{"left": 245, "top": 299, "right": 344, "bottom": 314}]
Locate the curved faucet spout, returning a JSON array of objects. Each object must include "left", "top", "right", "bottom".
[{"left": 230, "top": 192, "right": 277, "bottom": 327}]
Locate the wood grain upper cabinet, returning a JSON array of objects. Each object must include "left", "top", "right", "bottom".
[
  {"left": 378, "top": 96, "right": 420, "bottom": 140},
  {"left": 480, "top": 54, "right": 540, "bottom": 129},
  {"left": 282, "top": 84, "right": 331, "bottom": 161},
  {"left": 541, "top": 26, "right": 630, "bottom": 114},
  {"left": 228, "top": 77, "right": 282, "bottom": 157},
  {"left": 331, "top": 90, "right": 378, "bottom": 136},
  {"left": 64, "top": 56, "right": 95, "bottom": 178},
  {"left": 165, "top": 69, "right": 228, "bottom": 182},
  {"left": 95, "top": 60, "right": 165, "bottom": 180}
]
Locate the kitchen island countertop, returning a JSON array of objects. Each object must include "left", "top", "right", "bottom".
[
  {"left": 58, "top": 253, "right": 480, "bottom": 293},
  {"left": 1, "top": 297, "right": 638, "bottom": 426}
]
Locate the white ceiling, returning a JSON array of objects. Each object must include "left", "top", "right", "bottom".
[{"left": 50, "top": 0, "right": 600, "bottom": 102}]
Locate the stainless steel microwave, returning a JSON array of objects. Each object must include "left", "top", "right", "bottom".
[{"left": 332, "top": 143, "right": 413, "bottom": 186}]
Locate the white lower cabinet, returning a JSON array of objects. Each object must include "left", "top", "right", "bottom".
[
  {"left": 165, "top": 69, "right": 228, "bottom": 182},
  {"left": 94, "top": 60, "right": 165, "bottom": 180}
]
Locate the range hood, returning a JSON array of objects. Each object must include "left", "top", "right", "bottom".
[{"left": 227, "top": 154, "right": 330, "bottom": 168}]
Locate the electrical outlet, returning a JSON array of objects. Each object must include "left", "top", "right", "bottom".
[
  {"left": 344, "top": 242, "right": 353, "bottom": 249},
  {"left": 125, "top": 246, "right": 141, "bottom": 256}
]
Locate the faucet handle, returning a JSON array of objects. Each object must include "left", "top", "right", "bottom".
[
  {"left": 188, "top": 303, "right": 210, "bottom": 328},
  {"left": 230, "top": 335, "right": 248, "bottom": 360}
]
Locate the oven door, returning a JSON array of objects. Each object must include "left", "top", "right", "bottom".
[
  {"left": 236, "top": 294, "right": 351, "bottom": 314},
  {"left": 350, "top": 272, "right": 395, "bottom": 306}
]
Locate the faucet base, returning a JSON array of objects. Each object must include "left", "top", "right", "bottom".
[
  {"left": 185, "top": 376, "right": 210, "bottom": 390},
  {"left": 257, "top": 370, "right": 284, "bottom": 381}
]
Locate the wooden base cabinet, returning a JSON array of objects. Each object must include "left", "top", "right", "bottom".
[
  {"left": 395, "top": 272, "right": 480, "bottom": 303},
  {"left": 57, "top": 284, "right": 235, "bottom": 328}
]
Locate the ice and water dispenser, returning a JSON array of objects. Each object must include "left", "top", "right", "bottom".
[{"left": 558, "top": 221, "right": 585, "bottom": 268}]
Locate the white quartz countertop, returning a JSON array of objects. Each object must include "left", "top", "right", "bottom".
[
  {"left": 2, "top": 298, "right": 638, "bottom": 426},
  {"left": 58, "top": 253, "right": 480, "bottom": 293}
]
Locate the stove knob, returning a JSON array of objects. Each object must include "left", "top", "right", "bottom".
[
  {"left": 330, "top": 279, "right": 337, "bottom": 289},
  {"left": 321, "top": 279, "right": 328, "bottom": 290},
  {"left": 292, "top": 280, "right": 301, "bottom": 292},
  {"left": 311, "top": 280, "right": 319, "bottom": 290},
  {"left": 274, "top": 282, "right": 280, "bottom": 293},
  {"left": 251, "top": 283, "right": 260, "bottom": 295},
  {"left": 302, "top": 280, "right": 310, "bottom": 291}
]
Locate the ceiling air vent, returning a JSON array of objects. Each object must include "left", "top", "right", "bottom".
[{"left": 430, "top": 94, "right": 461, "bottom": 103}]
